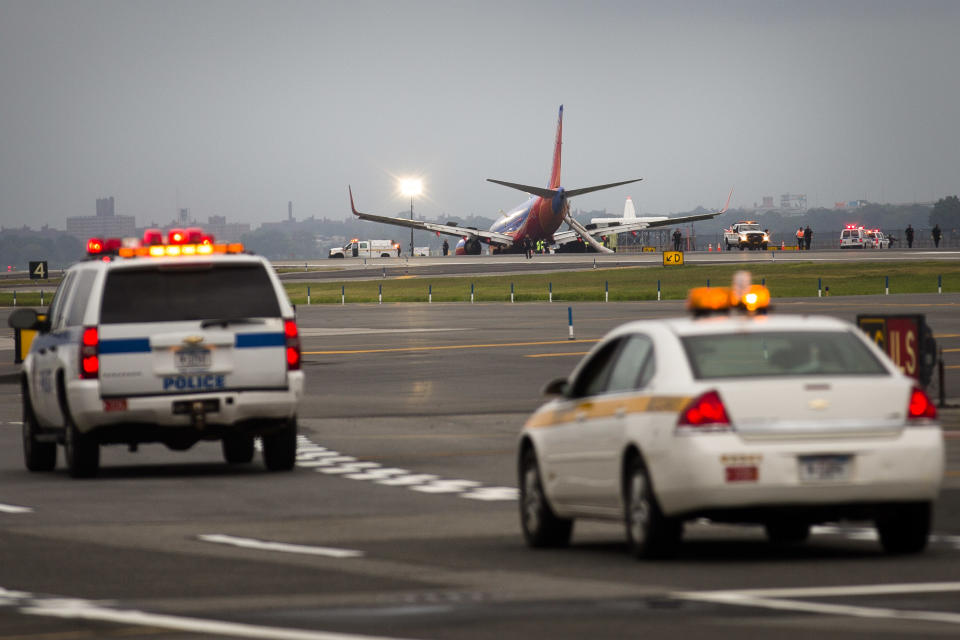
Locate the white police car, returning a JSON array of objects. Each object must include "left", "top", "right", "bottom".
[
  {"left": 8, "top": 229, "right": 304, "bottom": 478},
  {"left": 518, "top": 275, "right": 943, "bottom": 557}
]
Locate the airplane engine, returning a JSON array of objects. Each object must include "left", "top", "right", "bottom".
[{"left": 455, "top": 237, "right": 482, "bottom": 255}]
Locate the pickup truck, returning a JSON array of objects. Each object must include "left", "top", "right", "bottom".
[{"left": 724, "top": 221, "right": 769, "bottom": 250}]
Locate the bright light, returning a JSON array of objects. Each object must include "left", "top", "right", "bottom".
[{"left": 400, "top": 178, "right": 423, "bottom": 197}]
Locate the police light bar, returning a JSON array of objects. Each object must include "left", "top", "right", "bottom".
[{"left": 92, "top": 227, "right": 242, "bottom": 259}]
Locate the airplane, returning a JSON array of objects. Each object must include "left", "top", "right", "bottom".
[
  {"left": 591, "top": 196, "right": 638, "bottom": 226},
  {"left": 348, "top": 106, "right": 730, "bottom": 255}
]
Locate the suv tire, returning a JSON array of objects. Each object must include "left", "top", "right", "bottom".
[
  {"left": 262, "top": 418, "right": 297, "bottom": 471},
  {"left": 64, "top": 416, "right": 99, "bottom": 478},
  {"left": 22, "top": 387, "right": 56, "bottom": 472},
  {"left": 876, "top": 502, "right": 931, "bottom": 554}
]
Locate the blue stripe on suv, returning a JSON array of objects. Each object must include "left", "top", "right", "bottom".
[{"left": 98, "top": 333, "right": 284, "bottom": 354}]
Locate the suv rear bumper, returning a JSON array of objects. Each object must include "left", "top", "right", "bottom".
[{"left": 66, "top": 371, "right": 304, "bottom": 434}]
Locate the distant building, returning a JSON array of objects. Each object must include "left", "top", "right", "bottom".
[
  {"left": 203, "top": 215, "right": 251, "bottom": 243},
  {"left": 780, "top": 193, "right": 807, "bottom": 212},
  {"left": 66, "top": 197, "right": 136, "bottom": 239},
  {"left": 761, "top": 196, "right": 775, "bottom": 209}
]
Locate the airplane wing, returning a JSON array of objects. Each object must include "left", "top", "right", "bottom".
[
  {"left": 552, "top": 189, "right": 733, "bottom": 245},
  {"left": 349, "top": 187, "right": 516, "bottom": 246}
]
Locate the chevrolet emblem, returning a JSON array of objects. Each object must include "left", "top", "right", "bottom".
[
  {"left": 182, "top": 335, "right": 205, "bottom": 345},
  {"left": 808, "top": 398, "right": 829, "bottom": 410}
]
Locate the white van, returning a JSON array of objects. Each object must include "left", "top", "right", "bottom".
[{"left": 840, "top": 226, "right": 866, "bottom": 249}]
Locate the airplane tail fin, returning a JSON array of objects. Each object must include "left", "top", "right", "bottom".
[{"left": 549, "top": 105, "right": 563, "bottom": 188}]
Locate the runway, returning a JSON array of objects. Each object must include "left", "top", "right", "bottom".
[
  {"left": 0, "top": 297, "right": 959, "bottom": 639},
  {"left": 276, "top": 248, "right": 960, "bottom": 281}
]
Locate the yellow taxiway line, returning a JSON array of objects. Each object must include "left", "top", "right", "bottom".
[{"left": 304, "top": 338, "right": 600, "bottom": 356}]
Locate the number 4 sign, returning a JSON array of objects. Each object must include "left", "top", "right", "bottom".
[{"left": 29, "top": 261, "right": 48, "bottom": 280}]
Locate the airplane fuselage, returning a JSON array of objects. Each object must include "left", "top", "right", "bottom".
[{"left": 456, "top": 191, "right": 570, "bottom": 254}]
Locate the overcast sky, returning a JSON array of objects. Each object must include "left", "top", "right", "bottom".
[{"left": 1, "top": 0, "right": 958, "bottom": 230}]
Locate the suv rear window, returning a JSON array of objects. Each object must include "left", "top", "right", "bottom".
[
  {"left": 682, "top": 331, "right": 888, "bottom": 379},
  {"left": 100, "top": 263, "right": 282, "bottom": 324}
]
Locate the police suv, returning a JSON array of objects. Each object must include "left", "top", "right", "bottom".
[{"left": 8, "top": 229, "right": 304, "bottom": 478}]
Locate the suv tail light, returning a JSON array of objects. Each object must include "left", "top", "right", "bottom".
[
  {"left": 907, "top": 387, "right": 937, "bottom": 421},
  {"left": 80, "top": 327, "right": 99, "bottom": 379},
  {"left": 284, "top": 319, "right": 301, "bottom": 371},
  {"left": 677, "top": 390, "right": 731, "bottom": 432}
]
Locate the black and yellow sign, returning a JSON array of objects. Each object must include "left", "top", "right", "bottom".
[
  {"left": 663, "top": 251, "right": 684, "bottom": 266},
  {"left": 29, "top": 261, "right": 48, "bottom": 280},
  {"left": 642, "top": 246, "right": 657, "bottom": 253}
]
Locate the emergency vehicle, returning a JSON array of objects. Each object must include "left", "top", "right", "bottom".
[
  {"left": 865, "top": 229, "right": 891, "bottom": 249},
  {"left": 518, "top": 273, "right": 942, "bottom": 558},
  {"left": 329, "top": 239, "right": 400, "bottom": 258},
  {"left": 723, "top": 221, "right": 769, "bottom": 250},
  {"left": 840, "top": 225, "right": 867, "bottom": 248},
  {"left": 8, "top": 228, "right": 303, "bottom": 478}
]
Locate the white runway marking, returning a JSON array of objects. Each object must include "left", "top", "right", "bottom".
[
  {"left": 0, "top": 503, "right": 33, "bottom": 514},
  {"left": 4, "top": 589, "right": 413, "bottom": 640},
  {"left": 198, "top": 534, "right": 363, "bottom": 559},
  {"left": 294, "top": 436, "right": 518, "bottom": 502},
  {"left": 674, "top": 581, "right": 960, "bottom": 626}
]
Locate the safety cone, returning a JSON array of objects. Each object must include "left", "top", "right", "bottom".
[
  {"left": 780, "top": 240, "right": 785, "bottom": 250},
  {"left": 708, "top": 243, "right": 712, "bottom": 252}
]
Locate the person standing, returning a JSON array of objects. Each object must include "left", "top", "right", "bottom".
[
  {"left": 905, "top": 224, "right": 914, "bottom": 248},
  {"left": 932, "top": 224, "right": 942, "bottom": 248},
  {"left": 804, "top": 225, "right": 813, "bottom": 250},
  {"left": 442, "top": 239, "right": 449, "bottom": 256},
  {"left": 672, "top": 228, "right": 682, "bottom": 251},
  {"left": 796, "top": 227, "right": 804, "bottom": 250}
]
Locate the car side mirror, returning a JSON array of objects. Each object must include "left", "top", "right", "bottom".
[
  {"left": 542, "top": 377, "right": 570, "bottom": 397},
  {"left": 8, "top": 308, "right": 48, "bottom": 332}
]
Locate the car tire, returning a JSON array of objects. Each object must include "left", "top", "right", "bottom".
[
  {"left": 222, "top": 434, "right": 255, "bottom": 464},
  {"left": 519, "top": 448, "right": 573, "bottom": 548},
  {"left": 64, "top": 415, "right": 99, "bottom": 479},
  {"left": 765, "top": 520, "right": 811, "bottom": 545},
  {"left": 22, "top": 388, "right": 56, "bottom": 472},
  {"left": 262, "top": 418, "right": 297, "bottom": 471},
  {"left": 876, "top": 502, "right": 931, "bottom": 554},
  {"left": 624, "top": 457, "right": 682, "bottom": 559}
]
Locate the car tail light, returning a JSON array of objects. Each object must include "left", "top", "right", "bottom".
[
  {"left": 907, "top": 387, "right": 937, "bottom": 421},
  {"left": 80, "top": 327, "right": 99, "bottom": 379},
  {"left": 284, "top": 319, "right": 301, "bottom": 371},
  {"left": 677, "top": 390, "right": 731, "bottom": 431}
]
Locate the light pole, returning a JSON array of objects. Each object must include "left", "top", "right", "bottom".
[{"left": 400, "top": 178, "right": 422, "bottom": 257}]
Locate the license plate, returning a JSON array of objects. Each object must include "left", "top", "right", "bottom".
[
  {"left": 798, "top": 455, "right": 852, "bottom": 483},
  {"left": 175, "top": 348, "right": 211, "bottom": 371}
]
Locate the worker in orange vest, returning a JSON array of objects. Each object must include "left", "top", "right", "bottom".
[{"left": 796, "top": 227, "right": 804, "bottom": 250}]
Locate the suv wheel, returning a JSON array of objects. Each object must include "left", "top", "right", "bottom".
[
  {"left": 262, "top": 418, "right": 297, "bottom": 471},
  {"left": 64, "top": 417, "right": 99, "bottom": 478},
  {"left": 624, "top": 457, "right": 682, "bottom": 558},
  {"left": 22, "top": 388, "right": 56, "bottom": 472},
  {"left": 519, "top": 448, "right": 573, "bottom": 547},
  {"left": 222, "top": 434, "right": 255, "bottom": 464}
]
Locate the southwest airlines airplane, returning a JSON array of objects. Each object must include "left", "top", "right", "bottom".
[{"left": 348, "top": 106, "right": 729, "bottom": 255}]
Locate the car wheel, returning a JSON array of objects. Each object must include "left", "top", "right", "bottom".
[
  {"left": 624, "top": 457, "right": 681, "bottom": 559},
  {"left": 519, "top": 448, "right": 573, "bottom": 548},
  {"left": 738, "top": 244, "right": 745, "bottom": 251},
  {"left": 876, "top": 502, "right": 931, "bottom": 554},
  {"left": 64, "top": 415, "right": 99, "bottom": 479},
  {"left": 22, "top": 388, "right": 56, "bottom": 472},
  {"left": 765, "top": 520, "right": 810, "bottom": 545},
  {"left": 262, "top": 418, "right": 297, "bottom": 471},
  {"left": 222, "top": 434, "right": 255, "bottom": 464}
]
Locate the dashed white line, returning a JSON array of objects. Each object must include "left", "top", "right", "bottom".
[
  {"left": 198, "top": 534, "right": 363, "bottom": 559},
  {"left": 0, "top": 503, "right": 33, "bottom": 514}
]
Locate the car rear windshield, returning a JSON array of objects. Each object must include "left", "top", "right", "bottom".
[
  {"left": 682, "top": 331, "right": 888, "bottom": 379},
  {"left": 100, "top": 263, "right": 282, "bottom": 324}
]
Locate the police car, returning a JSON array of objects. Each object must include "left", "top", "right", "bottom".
[
  {"left": 8, "top": 229, "right": 304, "bottom": 478},
  {"left": 518, "top": 274, "right": 943, "bottom": 557}
]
